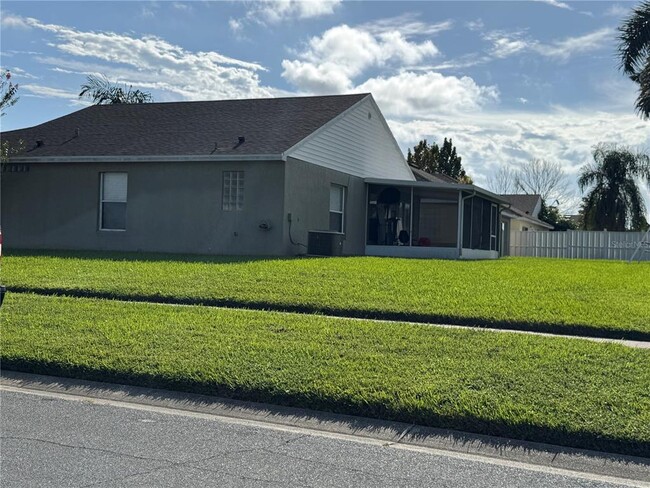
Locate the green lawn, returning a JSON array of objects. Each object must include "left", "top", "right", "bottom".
[
  {"left": 2, "top": 293, "right": 649, "bottom": 457},
  {"left": 4, "top": 250, "right": 650, "bottom": 339}
]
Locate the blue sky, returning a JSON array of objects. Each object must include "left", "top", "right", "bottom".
[{"left": 1, "top": 1, "right": 649, "bottom": 211}]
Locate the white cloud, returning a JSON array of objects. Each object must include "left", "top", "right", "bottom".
[
  {"left": 139, "top": 2, "right": 159, "bottom": 19},
  {"left": 229, "top": 18, "right": 243, "bottom": 33},
  {"left": 484, "top": 30, "right": 530, "bottom": 58},
  {"left": 428, "top": 54, "right": 492, "bottom": 71},
  {"left": 21, "top": 84, "right": 78, "bottom": 100},
  {"left": 172, "top": 2, "right": 192, "bottom": 12},
  {"left": 603, "top": 4, "right": 631, "bottom": 18},
  {"left": 536, "top": 0, "right": 573, "bottom": 11},
  {"left": 239, "top": 0, "right": 340, "bottom": 26},
  {"left": 0, "top": 12, "right": 31, "bottom": 29},
  {"left": 281, "top": 21, "right": 498, "bottom": 117},
  {"left": 6, "top": 14, "right": 282, "bottom": 102},
  {"left": 228, "top": 0, "right": 341, "bottom": 32},
  {"left": 281, "top": 24, "right": 439, "bottom": 93},
  {"left": 518, "top": 97, "right": 528, "bottom": 104},
  {"left": 387, "top": 108, "right": 650, "bottom": 211},
  {"left": 360, "top": 14, "right": 453, "bottom": 37},
  {"left": 357, "top": 72, "right": 499, "bottom": 118},
  {"left": 264, "top": 0, "right": 340, "bottom": 22},
  {"left": 483, "top": 27, "right": 615, "bottom": 63},
  {"left": 532, "top": 27, "right": 615, "bottom": 61},
  {"left": 466, "top": 19, "right": 484, "bottom": 31}
]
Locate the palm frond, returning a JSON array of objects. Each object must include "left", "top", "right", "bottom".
[
  {"left": 618, "top": 1, "right": 650, "bottom": 76},
  {"left": 634, "top": 58, "right": 650, "bottom": 118},
  {"left": 79, "top": 74, "right": 153, "bottom": 105}
]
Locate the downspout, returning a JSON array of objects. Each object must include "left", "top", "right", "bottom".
[
  {"left": 364, "top": 183, "right": 369, "bottom": 255},
  {"left": 409, "top": 186, "right": 414, "bottom": 247},
  {"left": 458, "top": 190, "right": 476, "bottom": 259},
  {"left": 498, "top": 203, "right": 512, "bottom": 257}
]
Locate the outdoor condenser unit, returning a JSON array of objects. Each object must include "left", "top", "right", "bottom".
[{"left": 307, "top": 231, "right": 344, "bottom": 256}]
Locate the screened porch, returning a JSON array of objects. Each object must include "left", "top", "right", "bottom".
[{"left": 364, "top": 179, "right": 505, "bottom": 259}]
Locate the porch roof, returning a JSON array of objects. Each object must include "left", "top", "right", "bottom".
[{"left": 364, "top": 178, "right": 509, "bottom": 205}]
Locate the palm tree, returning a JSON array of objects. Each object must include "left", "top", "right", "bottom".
[
  {"left": 618, "top": 1, "right": 650, "bottom": 119},
  {"left": 79, "top": 75, "right": 153, "bottom": 105},
  {"left": 578, "top": 144, "right": 650, "bottom": 231}
]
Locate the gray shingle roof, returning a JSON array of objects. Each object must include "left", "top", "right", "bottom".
[
  {"left": 500, "top": 194, "right": 542, "bottom": 217},
  {"left": 409, "top": 165, "right": 461, "bottom": 184},
  {"left": 1, "top": 94, "right": 370, "bottom": 158}
]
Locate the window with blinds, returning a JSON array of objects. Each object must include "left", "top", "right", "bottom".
[
  {"left": 99, "top": 172, "right": 127, "bottom": 230},
  {"left": 329, "top": 184, "right": 345, "bottom": 233},
  {"left": 223, "top": 171, "right": 244, "bottom": 211}
]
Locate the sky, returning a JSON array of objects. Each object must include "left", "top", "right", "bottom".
[{"left": 1, "top": 0, "right": 649, "bottom": 212}]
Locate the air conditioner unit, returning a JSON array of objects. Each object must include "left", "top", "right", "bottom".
[{"left": 307, "top": 231, "right": 344, "bottom": 256}]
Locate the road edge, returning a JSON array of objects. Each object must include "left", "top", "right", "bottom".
[{"left": 1, "top": 370, "right": 648, "bottom": 483}]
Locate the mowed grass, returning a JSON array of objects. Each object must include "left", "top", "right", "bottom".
[
  {"left": 2, "top": 293, "right": 649, "bottom": 457},
  {"left": 4, "top": 250, "right": 650, "bottom": 339}
]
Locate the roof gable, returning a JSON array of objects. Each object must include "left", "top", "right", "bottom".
[
  {"left": 500, "top": 194, "right": 542, "bottom": 217},
  {"left": 1, "top": 94, "right": 369, "bottom": 159},
  {"left": 286, "top": 95, "right": 414, "bottom": 180}
]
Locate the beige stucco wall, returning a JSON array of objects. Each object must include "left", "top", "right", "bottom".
[
  {"left": 283, "top": 157, "right": 366, "bottom": 255},
  {"left": 507, "top": 217, "right": 550, "bottom": 256},
  {"left": 508, "top": 218, "right": 550, "bottom": 243},
  {"left": 1, "top": 160, "right": 287, "bottom": 255}
]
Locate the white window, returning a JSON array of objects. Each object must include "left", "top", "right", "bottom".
[
  {"left": 99, "top": 172, "right": 127, "bottom": 231},
  {"left": 223, "top": 171, "right": 244, "bottom": 211},
  {"left": 329, "top": 184, "right": 345, "bottom": 233}
]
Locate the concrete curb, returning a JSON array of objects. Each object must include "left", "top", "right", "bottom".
[{"left": 1, "top": 370, "right": 648, "bottom": 483}]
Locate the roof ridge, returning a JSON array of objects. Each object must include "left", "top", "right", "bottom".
[{"left": 89, "top": 92, "right": 371, "bottom": 109}]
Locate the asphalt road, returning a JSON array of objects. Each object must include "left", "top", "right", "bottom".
[{"left": 0, "top": 388, "right": 643, "bottom": 488}]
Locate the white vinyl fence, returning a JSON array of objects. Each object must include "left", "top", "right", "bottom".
[{"left": 510, "top": 230, "right": 650, "bottom": 261}]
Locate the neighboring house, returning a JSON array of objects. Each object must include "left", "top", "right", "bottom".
[
  {"left": 1, "top": 93, "right": 506, "bottom": 259},
  {"left": 499, "top": 194, "right": 554, "bottom": 256}
]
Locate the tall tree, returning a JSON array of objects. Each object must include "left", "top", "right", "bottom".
[
  {"left": 0, "top": 70, "right": 19, "bottom": 116},
  {"left": 407, "top": 139, "right": 439, "bottom": 174},
  {"left": 538, "top": 200, "right": 577, "bottom": 231},
  {"left": 407, "top": 138, "right": 471, "bottom": 182},
  {"left": 515, "top": 158, "right": 571, "bottom": 208},
  {"left": 79, "top": 75, "right": 153, "bottom": 105},
  {"left": 438, "top": 138, "right": 468, "bottom": 181},
  {"left": 486, "top": 165, "right": 518, "bottom": 194},
  {"left": 1, "top": 70, "right": 23, "bottom": 166},
  {"left": 488, "top": 160, "right": 574, "bottom": 228},
  {"left": 618, "top": 1, "right": 650, "bottom": 119},
  {"left": 578, "top": 144, "right": 650, "bottom": 231}
]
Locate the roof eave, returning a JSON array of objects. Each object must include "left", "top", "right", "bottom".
[
  {"left": 502, "top": 210, "right": 554, "bottom": 229},
  {"left": 8, "top": 153, "right": 287, "bottom": 164},
  {"left": 364, "top": 178, "right": 509, "bottom": 203}
]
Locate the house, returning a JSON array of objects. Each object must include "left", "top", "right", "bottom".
[
  {"left": 1, "top": 93, "right": 506, "bottom": 259},
  {"left": 499, "top": 194, "right": 553, "bottom": 255}
]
